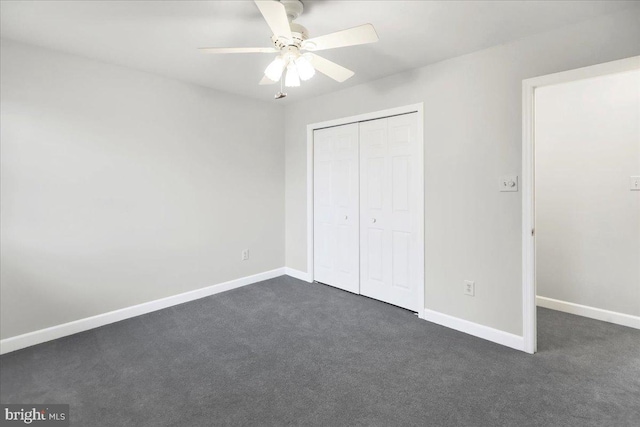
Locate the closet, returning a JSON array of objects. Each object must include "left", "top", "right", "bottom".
[{"left": 313, "top": 112, "right": 422, "bottom": 312}]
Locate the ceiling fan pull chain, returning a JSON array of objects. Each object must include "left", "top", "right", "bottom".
[{"left": 275, "top": 72, "right": 287, "bottom": 100}]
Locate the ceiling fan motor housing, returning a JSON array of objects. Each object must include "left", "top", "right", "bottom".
[
  {"left": 270, "top": 0, "right": 308, "bottom": 50},
  {"left": 271, "top": 22, "right": 309, "bottom": 50}
]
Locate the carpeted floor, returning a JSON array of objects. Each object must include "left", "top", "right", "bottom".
[{"left": 1, "top": 275, "right": 639, "bottom": 426}]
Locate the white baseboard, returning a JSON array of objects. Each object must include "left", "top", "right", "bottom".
[
  {"left": 284, "top": 267, "right": 312, "bottom": 283},
  {"left": 0, "top": 267, "right": 286, "bottom": 355},
  {"left": 423, "top": 309, "right": 525, "bottom": 352},
  {"left": 537, "top": 296, "right": 640, "bottom": 330}
]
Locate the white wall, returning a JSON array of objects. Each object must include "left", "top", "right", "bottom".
[
  {"left": 0, "top": 40, "right": 285, "bottom": 340},
  {"left": 535, "top": 70, "right": 640, "bottom": 316},
  {"left": 284, "top": 9, "right": 640, "bottom": 335}
]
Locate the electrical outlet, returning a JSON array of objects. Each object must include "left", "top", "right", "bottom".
[
  {"left": 241, "top": 249, "right": 249, "bottom": 261},
  {"left": 464, "top": 280, "right": 475, "bottom": 296},
  {"left": 631, "top": 176, "right": 640, "bottom": 191}
]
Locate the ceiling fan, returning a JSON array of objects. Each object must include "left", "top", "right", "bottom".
[{"left": 199, "top": 0, "right": 378, "bottom": 98}]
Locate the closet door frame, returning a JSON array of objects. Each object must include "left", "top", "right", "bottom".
[{"left": 306, "top": 103, "right": 425, "bottom": 317}]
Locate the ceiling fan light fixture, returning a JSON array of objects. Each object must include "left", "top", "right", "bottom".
[
  {"left": 285, "top": 64, "right": 301, "bottom": 87},
  {"left": 264, "top": 56, "right": 285, "bottom": 82},
  {"left": 295, "top": 55, "right": 315, "bottom": 81}
]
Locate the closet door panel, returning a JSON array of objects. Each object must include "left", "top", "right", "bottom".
[
  {"left": 313, "top": 124, "right": 359, "bottom": 293},
  {"left": 360, "top": 113, "right": 420, "bottom": 311},
  {"left": 388, "top": 114, "right": 418, "bottom": 308},
  {"left": 360, "top": 118, "right": 391, "bottom": 303}
]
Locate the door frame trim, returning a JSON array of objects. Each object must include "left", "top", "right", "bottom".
[
  {"left": 306, "top": 103, "right": 425, "bottom": 316},
  {"left": 521, "top": 56, "right": 640, "bottom": 354}
]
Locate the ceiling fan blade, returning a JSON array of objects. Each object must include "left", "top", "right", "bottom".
[
  {"left": 254, "top": 0, "right": 292, "bottom": 40},
  {"left": 259, "top": 75, "right": 278, "bottom": 85},
  {"left": 304, "top": 24, "right": 378, "bottom": 51},
  {"left": 198, "top": 47, "right": 279, "bottom": 54},
  {"left": 308, "top": 54, "right": 355, "bottom": 83}
]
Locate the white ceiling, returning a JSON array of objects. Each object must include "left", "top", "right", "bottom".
[{"left": 1, "top": 1, "right": 637, "bottom": 103}]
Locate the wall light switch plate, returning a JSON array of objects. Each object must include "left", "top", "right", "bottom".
[
  {"left": 631, "top": 176, "right": 640, "bottom": 191},
  {"left": 464, "top": 280, "right": 475, "bottom": 296},
  {"left": 499, "top": 175, "right": 519, "bottom": 192}
]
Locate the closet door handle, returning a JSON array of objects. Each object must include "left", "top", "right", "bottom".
[
  {"left": 344, "top": 215, "right": 348, "bottom": 220},
  {"left": 372, "top": 218, "right": 377, "bottom": 223}
]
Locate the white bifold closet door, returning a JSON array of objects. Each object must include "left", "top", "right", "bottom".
[
  {"left": 360, "top": 113, "right": 421, "bottom": 312},
  {"left": 313, "top": 123, "right": 360, "bottom": 294},
  {"left": 313, "top": 113, "right": 421, "bottom": 312}
]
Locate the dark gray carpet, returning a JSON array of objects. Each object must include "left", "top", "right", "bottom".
[{"left": 1, "top": 276, "right": 639, "bottom": 426}]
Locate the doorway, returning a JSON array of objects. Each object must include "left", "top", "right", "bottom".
[
  {"left": 522, "top": 56, "right": 640, "bottom": 353},
  {"left": 308, "top": 104, "right": 425, "bottom": 314}
]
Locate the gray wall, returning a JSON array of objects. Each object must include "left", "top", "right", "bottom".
[
  {"left": 284, "top": 9, "right": 640, "bottom": 335},
  {"left": 0, "top": 40, "right": 285, "bottom": 339},
  {"left": 536, "top": 70, "right": 640, "bottom": 316}
]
